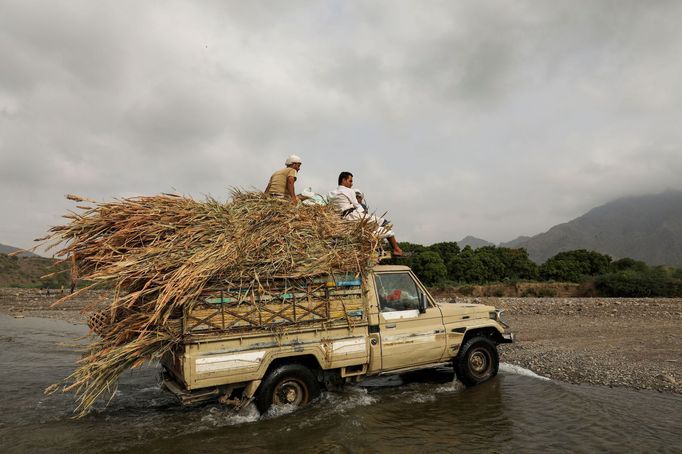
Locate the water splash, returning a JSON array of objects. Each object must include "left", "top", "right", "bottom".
[{"left": 500, "top": 362, "right": 551, "bottom": 380}]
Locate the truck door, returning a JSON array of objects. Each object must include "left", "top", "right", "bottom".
[{"left": 374, "top": 272, "right": 446, "bottom": 371}]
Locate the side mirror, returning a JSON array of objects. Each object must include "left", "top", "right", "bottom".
[{"left": 418, "top": 292, "right": 427, "bottom": 314}]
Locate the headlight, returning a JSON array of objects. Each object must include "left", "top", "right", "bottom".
[{"left": 489, "top": 310, "right": 509, "bottom": 328}]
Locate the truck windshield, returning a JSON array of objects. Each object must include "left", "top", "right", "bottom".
[{"left": 375, "top": 273, "right": 421, "bottom": 312}]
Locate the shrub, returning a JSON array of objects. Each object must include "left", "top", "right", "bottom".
[
  {"left": 540, "top": 250, "right": 612, "bottom": 282},
  {"left": 595, "top": 269, "right": 682, "bottom": 297},
  {"left": 457, "top": 285, "right": 475, "bottom": 296},
  {"left": 537, "top": 287, "right": 557, "bottom": 297},
  {"left": 520, "top": 288, "right": 537, "bottom": 297}
]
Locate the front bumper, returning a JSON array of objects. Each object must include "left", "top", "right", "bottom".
[{"left": 500, "top": 332, "right": 514, "bottom": 344}]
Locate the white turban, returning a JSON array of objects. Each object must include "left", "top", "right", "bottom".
[{"left": 285, "top": 155, "right": 302, "bottom": 165}]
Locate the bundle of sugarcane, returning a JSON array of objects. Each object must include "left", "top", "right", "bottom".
[{"left": 43, "top": 190, "right": 381, "bottom": 417}]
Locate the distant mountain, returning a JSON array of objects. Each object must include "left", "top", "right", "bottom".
[
  {"left": 499, "top": 236, "right": 531, "bottom": 248},
  {"left": 0, "top": 243, "right": 39, "bottom": 258},
  {"left": 458, "top": 236, "right": 495, "bottom": 249},
  {"left": 505, "top": 190, "right": 682, "bottom": 266}
]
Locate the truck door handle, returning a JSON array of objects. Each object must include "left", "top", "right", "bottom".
[{"left": 385, "top": 323, "right": 396, "bottom": 329}]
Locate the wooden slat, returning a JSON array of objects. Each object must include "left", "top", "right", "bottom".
[{"left": 184, "top": 278, "right": 365, "bottom": 334}]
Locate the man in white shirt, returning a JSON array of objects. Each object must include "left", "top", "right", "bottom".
[{"left": 329, "top": 171, "right": 404, "bottom": 256}]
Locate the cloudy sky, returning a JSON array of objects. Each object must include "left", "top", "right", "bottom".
[{"left": 2, "top": 0, "right": 681, "bottom": 253}]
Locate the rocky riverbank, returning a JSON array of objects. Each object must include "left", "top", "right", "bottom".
[
  {"left": 1, "top": 288, "right": 680, "bottom": 394},
  {"left": 440, "top": 296, "right": 682, "bottom": 394}
]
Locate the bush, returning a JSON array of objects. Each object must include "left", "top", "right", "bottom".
[
  {"left": 457, "top": 285, "right": 475, "bottom": 296},
  {"left": 540, "top": 250, "right": 612, "bottom": 282},
  {"left": 610, "top": 257, "right": 648, "bottom": 273},
  {"left": 520, "top": 288, "right": 537, "bottom": 297},
  {"left": 491, "top": 288, "right": 505, "bottom": 297},
  {"left": 537, "top": 287, "right": 557, "bottom": 297},
  {"left": 594, "top": 269, "right": 682, "bottom": 297}
]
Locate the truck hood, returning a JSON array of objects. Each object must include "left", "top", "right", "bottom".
[{"left": 436, "top": 301, "right": 495, "bottom": 321}]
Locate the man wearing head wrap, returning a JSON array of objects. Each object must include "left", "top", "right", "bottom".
[
  {"left": 265, "top": 155, "right": 302, "bottom": 204},
  {"left": 354, "top": 190, "right": 369, "bottom": 212}
]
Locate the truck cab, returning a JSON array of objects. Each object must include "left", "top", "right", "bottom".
[{"left": 161, "top": 265, "right": 513, "bottom": 413}]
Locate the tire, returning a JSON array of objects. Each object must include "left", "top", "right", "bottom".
[
  {"left": 255, "top": 364, "right": 320, "bottom": 414},
  {"left": 454, "top": 336, "right": 499, "bottom": 386}
]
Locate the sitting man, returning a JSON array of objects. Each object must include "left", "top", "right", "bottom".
[
  {"left": 329, "top": 171, "right": 404, "bottom": 257},
  {"left": 265, "top": 155, "right": 302, "bottom": 204}
]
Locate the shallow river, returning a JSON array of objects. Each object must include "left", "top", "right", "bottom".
[{"left": 1, "top": 314, "right": 681, "bottom": 453}]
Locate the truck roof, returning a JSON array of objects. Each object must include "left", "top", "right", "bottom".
[{"left": 373, "top": 264, "right": 412, "bottom": 272}]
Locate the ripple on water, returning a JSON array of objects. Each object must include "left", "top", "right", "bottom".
[{"left": 2, "top": 313, "right": 682, "bottom": 454}]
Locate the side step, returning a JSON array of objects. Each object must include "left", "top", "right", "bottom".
[{"left": 162, "top": 377, "right": 222, "bottom": 406}]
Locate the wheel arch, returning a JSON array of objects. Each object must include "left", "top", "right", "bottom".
[
  {"left": 262, "top": 353, "right": 323, "bottom": 378},
  {"left": 462, "top": 326, "right": 506, "bottom": 346}
]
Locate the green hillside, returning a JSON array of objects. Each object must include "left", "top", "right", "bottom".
[{"left": 0, "top": 253, "right": 70, "bottom": 288}]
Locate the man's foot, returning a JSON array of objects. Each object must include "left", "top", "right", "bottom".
[{"left": 391, "top": 248, "right": 404, "bottom": 257}]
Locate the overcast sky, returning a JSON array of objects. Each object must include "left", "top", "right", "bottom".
[{"left": 2, "top": 0, "right": 681, "bottom": 253}]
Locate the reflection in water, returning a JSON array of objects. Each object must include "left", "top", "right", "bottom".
[{"left": 1, "top": 313, "right": 681, "bottom": 454}]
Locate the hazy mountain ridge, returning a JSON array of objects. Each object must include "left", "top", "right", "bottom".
[
  {"left": 457, "top": 236, "right": 495, "bottom": 249},
  {"left": 499, "top": 236, "right": 531, "bottom": 248},
  {"left": 0, "top": 243, "right": 39, "bottom": 258},
  {"left": 506, "top": 190, "right": 682, "bottom": 266}
]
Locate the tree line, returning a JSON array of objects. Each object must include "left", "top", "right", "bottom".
[{"left": 391, "top": 242, "right": 682, "bottom": 297}]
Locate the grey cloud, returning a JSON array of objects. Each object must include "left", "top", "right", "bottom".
[{"left": 2, "top": 0, "right": 682, "bottom": 251}]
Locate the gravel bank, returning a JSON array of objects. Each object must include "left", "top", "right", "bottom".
[{"left": 442, "top": 296, "right": 682, "bottom": 394}]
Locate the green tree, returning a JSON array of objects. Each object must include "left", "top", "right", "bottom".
[
  {"left": 387, "top": 242, "right": 425, "bottom": 269},
  {"left": 410, "top": 251, "right": 447, "bottom": 286},
  {"left": 610, "top": 257, "right": 648, "bottom": 273},
  {"left": 427, "top": 242, "right": 460, "bottom": 264},
  {"left": 540, "top": 250, "right": 611, "bottom": 282},
  {"left": 497, "top": 247, "right": 539, "bottom": 280},
  {"left": 476, "top": 246, "right": 505, "bottom": 282},
  {"left": 595, "top": 267, "right": 682, "bottom": 297},
  {"left": 448, "top": 247, "right": 488, "bottom": 283}
]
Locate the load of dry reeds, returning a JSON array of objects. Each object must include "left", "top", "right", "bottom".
[{"left": 43, "top": 190, "right": 381, "bottom": 417}]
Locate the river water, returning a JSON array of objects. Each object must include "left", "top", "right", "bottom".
[{"left": 1, "top": 313, "right": 681, "bottom": 453}]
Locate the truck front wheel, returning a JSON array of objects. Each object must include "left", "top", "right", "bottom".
[
  {"left": 454, "top": 336, "right": 499, "bottom": 386},
  {"left": 255, "top": 364, "right": 320, "bottom": 414}
]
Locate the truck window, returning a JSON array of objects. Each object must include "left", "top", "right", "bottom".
[{"left": 375, "top": 273, "right": 421, "bottom": 312}]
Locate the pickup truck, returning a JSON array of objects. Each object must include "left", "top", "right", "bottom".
[{"left": 161, "top": 264, "right": 513, "bottom": 413}]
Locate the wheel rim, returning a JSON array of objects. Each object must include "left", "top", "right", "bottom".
[
  {"left": 468, "top": 347, "right": 492, "bottom": 378},
  {"left": 273, "top": 378, "right": 309, "bottom": 407}
]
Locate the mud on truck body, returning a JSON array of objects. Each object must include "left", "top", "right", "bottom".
[{"left": 161, "top": 264, "right": 513, "bottom": 413}]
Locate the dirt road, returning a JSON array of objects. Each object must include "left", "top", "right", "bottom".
[{"left": 1, "top": 288, "right": 680, "bottom": 393}]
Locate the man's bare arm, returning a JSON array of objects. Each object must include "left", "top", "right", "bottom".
[{"left": 286, "top": 176, "right": 297, "bottom": 202}]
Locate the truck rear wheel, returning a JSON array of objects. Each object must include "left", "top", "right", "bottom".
[
  {"left": 454, "top": 336, "right": 499, "bottom": 386},
  {"left": 255, "top": 364, "right": 320, "bottom": 414}
]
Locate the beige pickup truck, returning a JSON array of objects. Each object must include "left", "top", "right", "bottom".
[{"left": 161, "top": 264, "right": 513, "bottom": 413}]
